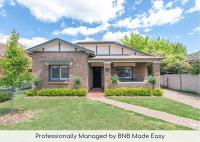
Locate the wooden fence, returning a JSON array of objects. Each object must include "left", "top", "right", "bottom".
[{"left": 160, "top": 74, "right": 200, "bottom": 94}]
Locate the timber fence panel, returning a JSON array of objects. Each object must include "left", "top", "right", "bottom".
[{"left": 160, "top": 74, "right": 200, "bottom": 94}]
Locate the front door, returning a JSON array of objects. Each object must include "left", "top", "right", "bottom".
[{"left": 92, "top": 67, "right": 102, "bottom": 88}]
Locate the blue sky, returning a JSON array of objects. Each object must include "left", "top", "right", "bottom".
[{"left": 0, "top": 0, "right": 199, "bottom": 53}]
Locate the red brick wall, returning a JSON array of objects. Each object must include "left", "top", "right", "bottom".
[{"left": 32, "top": 52, "right": 89, "bottom": 89}]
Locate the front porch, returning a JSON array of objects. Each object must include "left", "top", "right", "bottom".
[{"left": 88, "top": 56, "right": 160, "bottom": 90}]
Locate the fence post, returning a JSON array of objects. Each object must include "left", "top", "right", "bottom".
[
  {"left": 199, "top": 74, "right": 200, "bottom": 95},
  {"left": 180, "top": 74, "right": 182, "bottom": 90},
  {"left": 167, "top": 77, "right": 169, "bottom": 88}
]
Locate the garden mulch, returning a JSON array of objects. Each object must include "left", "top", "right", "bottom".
[{"left": 0, "top": 111, "right": 33, "bottom": 125}]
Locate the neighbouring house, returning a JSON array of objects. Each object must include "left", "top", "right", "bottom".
[
  {"left": 188, "top": 51, "right": 200, "bottom": 63},
  {"left": 27, "top": 38, "right": 162, "bottom": 90},
  {"left": 0, "top": 43, "right": 5, "bottom": 77}
]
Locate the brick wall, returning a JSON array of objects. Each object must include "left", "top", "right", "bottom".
[
  {"left": 152, "top": 63, "right": 160, "bottom": 88},
  {"left": 104, "top": 62, "right": 111, "bottom": 89},
  {"left": 32, "top": 52, "right": 89, "bottom": 89},
  {"left": 113, "top": 82, "right": 151, "bottom": 88}
]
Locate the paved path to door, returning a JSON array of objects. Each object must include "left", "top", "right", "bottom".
[
  {"left": 87, "top": 92, "right": 200, "bottom": 130},
  {"left": 163, "top": 89, "right": 200, "bottom": 109}
]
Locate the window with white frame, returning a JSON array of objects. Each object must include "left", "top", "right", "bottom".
[
  {"left": 50, "top": 65, "right": 69, "bottom": 81},
  {"left": 116, "top": 67, "right": 133, "bottom": 79}
]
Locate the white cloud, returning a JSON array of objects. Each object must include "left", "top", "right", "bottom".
[
  {"left": 194, "top": 26, "right": 200, "bottom": 32},
  {"left": 14, "top": 0, "right": 125, "bottom": 23},
  {"left": 0, "top": 33, "right": 8, "bottom": 43},
  {"left": 180, "top": 0, "right": 189, "bottom": 5},
  {"left": 188, "top": 26, "right": 200, "bottom": 35},
  {"left": 9, "top": 0, "right": 16, "bottom": 6},
  {"left": 144, "top": 28, "right": 151, "bottom": 32},
  {"left": 0, "top": 9, "right": 6, "bottom": 17},
  {"left": 115, "top": 1, "right": 183, "bottom": 29},
  {"left": 0, "top": 0, "right": 4, "bottom": 7},
  {"left": 19, "top": 37, "right": 48, "bottom": 48},
  {"left": 175, "top": 35, "right": 181, "bottom": 38},
  {"left": 73, "top": 37, "right": 95, "bottom": 43},
  {"left": 188, "top": 32, "right": 193, "bottom": 35},
  {"left": 187, "top": 0, "right": 200, "bottom": 13},
  {"left": 0, "top": 33, "right": 47, "bottom": 48},
  {"left": 166, "top": 1, "right": 173, "bottom": 8},
  {"left": 53, "top": 23, "right": 110, "bottom": 36},
  {"left": 152, "top": 0, "right": 163, "bottom": 10},
  {"left": 102, "top": 31, "right": 139, "bottom": 41},
  {"left": 134, "top": 0, "right": 143, "bottom": 5}
]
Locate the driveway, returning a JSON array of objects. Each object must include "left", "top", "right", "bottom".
[{"left": 163, "top": 89, "right": 200, "bottom": 109}]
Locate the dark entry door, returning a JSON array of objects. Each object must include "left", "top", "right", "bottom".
[{"left": 93, "top": 67, "right": 102, "bottom": 88}]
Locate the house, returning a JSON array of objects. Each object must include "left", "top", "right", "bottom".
[
  {"left": 188, "top": 51, "right": 200, "bottom": 63},
  {"left": 27, "top": 38, "right": 162, "bottom": 90}
]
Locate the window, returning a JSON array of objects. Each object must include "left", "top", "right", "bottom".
[
  {"left": 50, "top": 65, "right": 69, "bottom": 81},
  {"left": 116, "top": 67, "right": 133, "bottom": 79}
]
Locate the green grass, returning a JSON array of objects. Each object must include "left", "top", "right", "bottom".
[
  {"left": 111, "top": 97, "right": 200, "bottom": 121},
  {"left": 0, "top": 96, "right": 189, "bottom": 130}
]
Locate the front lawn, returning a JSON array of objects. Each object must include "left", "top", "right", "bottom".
[
  {"left": 111, "top": 97, "right": 200, "bottom": 121},
  {"left": 0, "top": 96, "right": 189, "bottom": 130}
]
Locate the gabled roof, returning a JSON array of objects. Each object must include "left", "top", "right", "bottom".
[
  {"left": 76, "top": 41, "right": 152, "bottom": 56},
  {"left": 188, "top": 51, "right": 200, "bottom": 61},
  {"left": 27, "top": 38, "right": 95, "bottom": 56}
]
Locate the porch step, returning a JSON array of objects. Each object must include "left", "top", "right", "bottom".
[{"left": 87, "top": 89, "right": 105, "bottom": 98}]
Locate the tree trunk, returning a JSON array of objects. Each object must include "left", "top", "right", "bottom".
[{"left": 10, "top": 86, "right": 15, "bottom": 115}]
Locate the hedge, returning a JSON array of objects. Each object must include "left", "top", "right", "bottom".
[
  {"left": 0, "top": 91, "right": 13, "bottom": 102},
  {"left": 105, "top": 88, "right": 163, "bottom": 96},
  {"left": 25, "top": 88, "right": 87, "bottom": 96},
  {"left": 151, "top": 88, "right": 164, "bottom": 96}
]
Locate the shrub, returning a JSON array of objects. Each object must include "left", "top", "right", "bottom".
[
  {"left": 151, "top": 88, "right": 164, "bottom": 96},
  {"left": 105, "top": 88, "right": 163, "bottom": 96},
  {"left": 25, "top": 88, "right": 87, "bottom": 96},
  {"left": 111, "top": 75, "right": 119, "bottom": 84},
  {"left": 0, "top": 91, "right": 13, "bottom": 102},
  {"left": 74, "top": 78, "right": 81, "bottom": 88},
  {"left": 24, "top": 90, "right": 38, "bottom": 96},
  {"left": 33, "top": 79, "right": 41, "bottom": 86},
  {"left": 147, "top": 75, "right": 156, "bottom": 89},
  {"left": 190, "top": 59, "right": 200, "bottom": 74}
]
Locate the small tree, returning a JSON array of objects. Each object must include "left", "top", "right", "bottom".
[
  {"left": 111, "top": 75, "right": 119, "bottom": 85},
  {"left": 0, "top": 31, "right": 31, "bottom": 114},
  {"left": 74, "top": 77, "right": 81, "bottom": 88},
  {"left": 33, "top": 79, "right": 41, "bottom": 88},
  {"left": 147, "top": 75, "right": 156, "bottom": 89}
]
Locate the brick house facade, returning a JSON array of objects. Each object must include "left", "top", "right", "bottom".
[{"left": 28, "top": 38, "right": 162, "bottom": 90}]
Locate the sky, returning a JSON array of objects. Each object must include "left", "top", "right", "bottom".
[{"left": 0, "top": 0, "right": 199, "bottom": 53}]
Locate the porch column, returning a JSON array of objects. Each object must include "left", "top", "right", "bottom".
[
  {"left": 104, "top": 62, "right": 111, "bottom": 89},
  {"left": 152, "top": 61, "right": 160, "bottom": 88}
]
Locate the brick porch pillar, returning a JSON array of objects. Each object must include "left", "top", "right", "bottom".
[
  {"left": 152, "top": 62, "right": 160, "bottom": 88},
  {"left": 104, "top": 62, "right": 111, "bottom": 89}
]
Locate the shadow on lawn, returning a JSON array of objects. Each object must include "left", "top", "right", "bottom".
[{"left": 0, "top": 108, "right": 24, "bottom": 116}]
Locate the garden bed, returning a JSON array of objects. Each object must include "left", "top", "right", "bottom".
[
  {"left": 25, "top": 88, "right": 87, "bottom": 96},
  {"left": 0, "top": 111, "right": 33, "bottom": 125},
  {"left": 105, "top": 88, "right": 163, "bottom": 96}
]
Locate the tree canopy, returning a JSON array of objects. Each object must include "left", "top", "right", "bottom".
[
  {"left": 122, "top": 33, "right": 190, "bottom": 74},
  {"left": 0, "top": 31, "right": 32, "bottom": 90}
]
